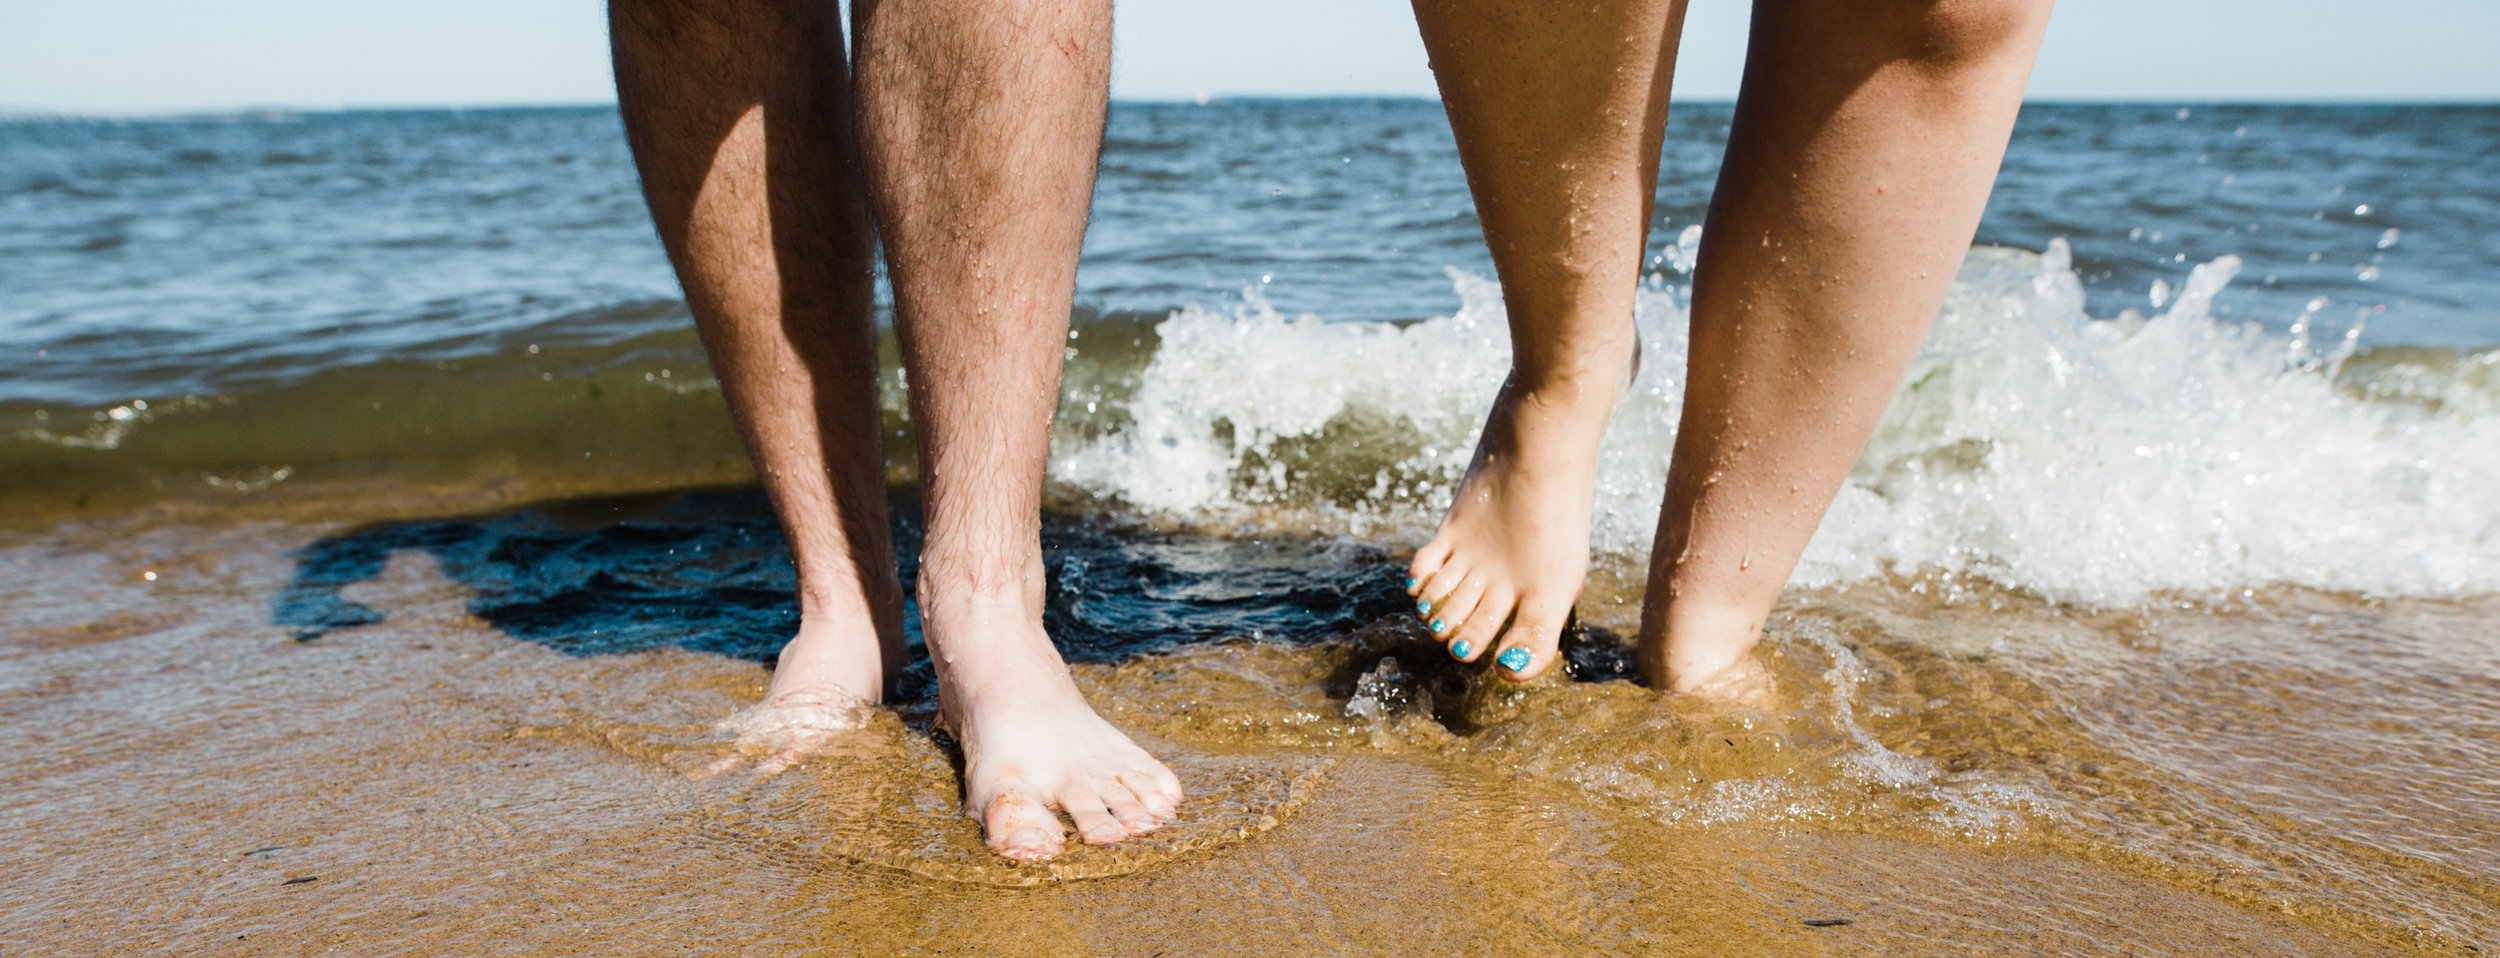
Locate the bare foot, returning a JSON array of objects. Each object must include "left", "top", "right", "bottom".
[
  {"left": 766, "top": 612, "right": 901, "bottom": 708},
  {"left": 1638, "top": 602, "right": 1769, "bottom": 695},
  {"left": 693, "top": 682, "right": 876, "bottom": 779},
  {"left": 927, "top": 599, "right": 1183, "bottom": 861},
  {"left": 1682, "top": 652, "right": 1777, "bottom": 708},
  {"left": 694, "top": 608, "right": 901, "bottom": 779},
  {"left": 1408, "top": 346, "right": 1634, "bottom": 682},
  {"left": 1639, "top": 617, "right": 1778, "bottom": 705}
]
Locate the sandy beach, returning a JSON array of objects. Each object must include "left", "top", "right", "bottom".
[
  {"left": 8, "top": 101, "right": 2499, "bottom": 955},
  {"left": 4, "top": 493, "right": 2489, "bottom": 956}
]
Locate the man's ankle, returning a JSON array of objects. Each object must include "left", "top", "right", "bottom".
[
  {"left": 915, "top": 548, "right": 1047, "bottom": 622},
  {"left": 795, "top": 568, "right": 907, "bottom": 625}
]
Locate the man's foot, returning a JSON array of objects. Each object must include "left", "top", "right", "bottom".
[
  {"left": 1407, "top": 344, "right": 1635, "bottom": 682},
  {"left": 692, "top": 615, "right": 895, "bottom": 779},
  {"left": 929, "top": 601, "right": 1183, "bottom": 861},
  {"left": 694, "top": 684, "right": 875, "bottom": 779},
  {"left": 765, "top": 613, "right": 900, "bottom": 709}
]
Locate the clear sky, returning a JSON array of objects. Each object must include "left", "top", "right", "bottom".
[{"left": 3, "top": 0, "right": 2495, "bottom": 115}]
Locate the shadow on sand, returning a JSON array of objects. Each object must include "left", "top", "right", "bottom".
[{"left": 271, "top": 486, "right": 1416, "bottom": 698}]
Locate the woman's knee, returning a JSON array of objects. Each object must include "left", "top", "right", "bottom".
[
  {"left": 1891, "top": 0, "right": 2054, "bottom": 70},
  {"left": 1765, "top": 0, "right": 2050, "bottom": 72}
]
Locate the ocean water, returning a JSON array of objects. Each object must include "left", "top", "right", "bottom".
[
  {"left": 13, "top": 101, "right": 2493, "bottom": 600},
  {"left": 5, "top": 101, "right": 2499, "bottom": 953}
]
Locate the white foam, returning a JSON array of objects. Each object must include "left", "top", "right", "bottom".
[{"left": 1056, "top": 241, "right": 2500, "bottom": 604}]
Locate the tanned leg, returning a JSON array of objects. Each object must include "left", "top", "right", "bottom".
[
  {"left": 852, "top": 0, "right": 1183, "bottom": 861},
  {"left": 1642, "top": 0, "right": 2055, "bottom": 692},
  {"left": 1405, "top": 0, "right": 1689, "bottom": 681},
  {"left": 611, "top": 0, "right": 904, "bottom": 731}
]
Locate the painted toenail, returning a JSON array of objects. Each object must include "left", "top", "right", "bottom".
[
  {"left": 1406, "top": 576, "right": 1418, "bottom": 591},
  {"left": 1497, "top": 647, "right": 1533, "bottom": 672},
  {"left": 1417, "top": 599, "right": 1431, "bottom": 615},
  {"left": 1430, "top": 619, "right": 1447, "bottom": 634},
  {"left": 1450, "top": 639, "right": 1472, "bottom": 659}
]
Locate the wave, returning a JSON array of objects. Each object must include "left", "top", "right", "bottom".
[
  {"left": 9, "top": 239, "right": 2496, "bottom": 601},
  {"left": 1056, "top": 240, "right": 2500, "bottom": 604}
]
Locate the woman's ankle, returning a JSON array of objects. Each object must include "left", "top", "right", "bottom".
[
  {"left": 1506, "top": 329, "right": 1640, "bottom": 406},
  {"left": 1638, "top": 600, "right": 1768, "bottom": 694}
]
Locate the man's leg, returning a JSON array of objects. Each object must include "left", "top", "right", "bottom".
[
  {"left": 612, "top": 0, "right": 905, "bottom": 718},
  {"left": 1405, "top": 0, "right": 1688, "bottom": 681},
  {"left": 852, "top": 0, "right": 1183, "bottom": 861},
  {"left": 1642, "top": 0, "right": 2055, "bottom": 692}
]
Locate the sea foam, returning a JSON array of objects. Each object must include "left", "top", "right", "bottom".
[{"left": 1056, "top": 240, "right": 2500, "bottom": 605}]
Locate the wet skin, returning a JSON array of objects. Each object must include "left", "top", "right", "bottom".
[
  {"left": 1407, "top": 0, "right": 2057, "bottom": 693},
  {"left": 612, "top": 0, "right": 1180, "bottom": 858}
]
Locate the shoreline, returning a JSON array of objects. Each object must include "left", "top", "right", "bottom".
[{"left": 4, "top": 497, "right": 2491, "bottom": 955}]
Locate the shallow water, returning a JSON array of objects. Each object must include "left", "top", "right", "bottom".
[
  {"left": 4, "top": 510, "right": 2492, "bottom": 954},
  {"left": 4, "top": 101, "right": 2498, "bottom": 954}
]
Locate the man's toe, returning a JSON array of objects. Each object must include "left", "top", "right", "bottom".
[
  {"left": 983, "top": 790, "right": 1066, "bottom": 861},
  {"left": 1059, "top": 785, "right": 1131, "bottom": 845},
  {"left": 1100, "top": 782, "right": 1161, "bottom": 834},
  {"left": 1134, "top": 766, "right": 1184, "bottom": 818}
]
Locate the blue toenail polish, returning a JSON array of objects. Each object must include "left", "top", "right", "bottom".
[
  {"left": 1451, "top": 640, "right": 1472, "bottom": 659},
  {"left": 1497, "top": 647, "right": 1533, "bottom": 672},
  {"left": 1406, "top": 576, "right": 1418, "bottom": 591},
  {"left": 1431, "top": 619, "right": 1446, "bottom": 634},
  {"left": 1417, "top": 599, "right": 1431, "bottom": 615}
]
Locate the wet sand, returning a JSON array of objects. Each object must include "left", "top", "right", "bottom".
[{"left": 6, "top": 498, "right": 2491, "bottom": 956}]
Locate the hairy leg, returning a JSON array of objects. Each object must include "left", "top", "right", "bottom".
[
  {"left": 853, "top": 0, "right": 1182, "bottom": 861},
  {"left": 1405, "top": 0, "right": 1688, "bottom": 680},
  {"left": 612, "top": 0, "right": 904, "bottom": 716},
  {"left": 1641, "top": 0, "right": 2055, "bottom": 692}
]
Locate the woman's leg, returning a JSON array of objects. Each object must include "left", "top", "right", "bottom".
[
  {"left": 1406, "top": 0, "right": 1689, "bottom": 680},
  {"left": 1643, "top": 0, "right": 2054, "bottom": 692}
]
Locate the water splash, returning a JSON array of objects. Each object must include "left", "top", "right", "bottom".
[{"left": 1057, "top": 240, "right": 2500, "bottom": 605}]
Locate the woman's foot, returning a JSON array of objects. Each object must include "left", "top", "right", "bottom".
[
  {"left": 1637, "top": 600, "right": 1770, "bottom": 696},
  {"left": 925, "top": 596, "right": 1184, "bottom": 861},
  {"left": 1407, "top": 343, "right": 1635, "bottom": 682}
]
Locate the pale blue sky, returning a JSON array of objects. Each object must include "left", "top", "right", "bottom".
[{"left": 2, "top": 0, "right": 2495, "bottom": 115}]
